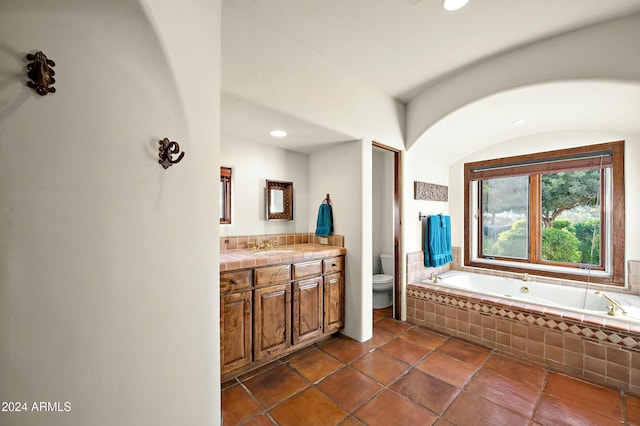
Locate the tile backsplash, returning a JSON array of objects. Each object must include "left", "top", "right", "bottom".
[{"left": 220, "top": 233, "right": 344, "bottom": 251}]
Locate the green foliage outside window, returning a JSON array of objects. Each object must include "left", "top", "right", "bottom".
[{"left": 482, "top": 169, "right": 602, "bottom": 265}]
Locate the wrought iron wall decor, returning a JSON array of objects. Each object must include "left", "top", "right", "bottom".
[
  {"left": 26, "top": 51, "right": 56, "bottom": 96},
  {"left": 414, "top": 181, "right": 448, "bottom": 201},
  {"left": 158, "top": 137, "right": 185, "bottom": 169}
]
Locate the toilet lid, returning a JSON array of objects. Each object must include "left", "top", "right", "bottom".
[{"left": 372, "top": 274, "right": 393, "bottom": 285}]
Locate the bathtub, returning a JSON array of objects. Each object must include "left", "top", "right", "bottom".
[
  {"left": 421, "top": 271, "right": 640, "bottom": 325},
  {"left": 407, "top": 269, "right": 640, "bottom": 395}
]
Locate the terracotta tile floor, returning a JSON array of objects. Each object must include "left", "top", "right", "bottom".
[{"left": 222, "top": 314, "right": 640, "bottom": 425}]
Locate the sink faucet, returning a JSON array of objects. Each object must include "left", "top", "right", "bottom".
[
  {"left": 522, "top": 273, "right": 531, "bottom": 282},
  {"left": 595, "top": 291, "right": 628, "bottom": 316},
  {"left": 259, "top": 241, "right": 272, "bottom": 250},
  {"left": 430, "top": 273, "right": 441, "bottom": 284}
]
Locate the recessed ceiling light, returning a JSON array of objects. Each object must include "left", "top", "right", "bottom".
[
  {"left": 512, "top": 119, "right": 526, "bottom": 125},
  {"left": 269, "top": 129, "right": 287, "bottom": 138},
  {"left": 442, "top": 0, "right": 469, "bottom": 11}
]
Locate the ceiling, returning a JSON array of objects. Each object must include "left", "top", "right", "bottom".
[
  {"left": 421, "top": 80, "right": 640, "bottom": 165},
  {"left": 221, "top": 94, "right": 355, "bottom": 153},
  {"left": 221, "top": 0, "right": 640, "bottom": 154}
]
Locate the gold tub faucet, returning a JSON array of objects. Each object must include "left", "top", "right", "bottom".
[{"left": 595, "top": 291, "right": 628, "bottom": 316}]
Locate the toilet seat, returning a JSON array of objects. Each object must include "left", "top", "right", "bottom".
[{"left": 372, "top": 274, "right": 393, "bottom": 289}]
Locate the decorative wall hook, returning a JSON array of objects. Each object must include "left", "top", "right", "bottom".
[
  {"left": 158, "top": 137, "right": 185, "bottom": 169},
  {"left": 26, "top": 51, "right": 56, "bottom": 96}
]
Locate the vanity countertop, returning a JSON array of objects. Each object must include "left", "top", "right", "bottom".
[{"left": 220, "top": 244, "right": 346, "bottom": 272}]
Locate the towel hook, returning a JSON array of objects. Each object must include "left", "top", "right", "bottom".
[
  {"left": 158, "top": 137, "right": 185, "bottom": 169},
  {"left": 323, "top": 193, "right": 331, "bottom": 205},
  {"left": 26, "top": 51, "right": 56, "bottom": 96}
]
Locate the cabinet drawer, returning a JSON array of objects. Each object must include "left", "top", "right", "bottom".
[
  {"left": 255, "top": 264, "right": 291, "bottom": 286},
  {"left": 323, "top": 256, "right": 344, "bottom": 274},
  {"left": 292, "top": 260, "right": 322, "bottom": 280},
  {"left": 221, "top": 270, "right": 252, "bottom": 293}
]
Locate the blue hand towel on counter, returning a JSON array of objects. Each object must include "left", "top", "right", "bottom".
[
  {"left": 424, "top": 214, "right": 453, "bottom": 267},
  {"left": 315, "top": 203, "right": 334, "bottom": 237}
]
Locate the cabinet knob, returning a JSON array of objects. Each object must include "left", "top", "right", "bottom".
[{"left": 230, "top": 279, "right": 238, "bottom": 286}]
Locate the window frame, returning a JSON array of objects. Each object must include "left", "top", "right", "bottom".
[
  {"left": 464, "top": 141, "right": 625, "bottom": 286},
  {"left": 220, "top": 167, "right": 232, "bottom": 224}
]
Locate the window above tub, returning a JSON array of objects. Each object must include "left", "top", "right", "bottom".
[{"left": 464, "top": 141, "right": 625, "bottom": 286}]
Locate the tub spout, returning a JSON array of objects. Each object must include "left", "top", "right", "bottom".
[{"left": 595, "top": 291, "right": 628, "bottom": 316}]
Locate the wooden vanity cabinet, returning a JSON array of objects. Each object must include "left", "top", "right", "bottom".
[
  {"left": 221, "top": 291, "right": 252, "bottom": 374},
  {"left": 324, "top": 272, "right": 344, "bottom": 333},
  {"left": 255, "top": 264, "right": 291, "bottom": 286},
  {"left": 221, "top": 254, "right": 344, "bottom": 378},
  {"left": 221, "top": 270, "right": 252, "bottom": 375},
  {"left": 253, "top": 283, "right": 292, "bottom": 360},
  {"left": 292, "top": 277, "right": 323, "bottom": 345}
]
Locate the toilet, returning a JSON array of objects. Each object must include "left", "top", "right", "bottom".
[{"left": 373, "top": 253, "right": 394, "bottom": 309}]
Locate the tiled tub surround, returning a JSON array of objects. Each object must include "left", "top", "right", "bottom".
[{"left": 405, "top": 252, "right": 640, "bottom": 395}]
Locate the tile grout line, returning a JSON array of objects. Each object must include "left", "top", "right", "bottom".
[
  {"left": 620, "top": 390, "right": 628, "bottom": 426},
  {"left": 436, "top": 342, "right": 496, "bottom": 422},
  {"left": 530, "top": 365, "right": 551, "bottom": 424}
]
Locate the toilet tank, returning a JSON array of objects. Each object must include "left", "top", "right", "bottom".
[{"left": 380, "top": 254, "right": 393, "bottom": 275}]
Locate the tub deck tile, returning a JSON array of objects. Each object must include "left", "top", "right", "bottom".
[
  {"left": 562, "top": 311, "right": 585, "bottom": 322},
  {"left": 603, "top": 318, "right": 631, "bottom": 332}
]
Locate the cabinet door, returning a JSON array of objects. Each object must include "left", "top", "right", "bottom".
[
  {"left": 221, "top": 291, "right": 252, "bottom": 374},
  {"left": 292, "top": 277, "right": 323, "bottom": 345},
  {"left": 253, "top": 283, "right": 291, "bottom": 360},
  {"left": 324, "top": 273, "right": 344, "bottom": 333}
]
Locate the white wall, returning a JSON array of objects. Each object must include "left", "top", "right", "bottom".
[
  {"left": 449, "top": 131, "right": 640, "bottom": 271},
  {"left": 403, "top": 141, "right": 451, "bottom": 254},
  {"left": 372, "top": 149, "right": 394, "bottom": 274},
  {"left": 220, "top": 137, "right": 309, "bottom": 236},
  {"left": 309, "top": 141, "right": 372, "bottom": 342},
  {"left": 0, "top": 1, "right": 220, "bottom": 425}
]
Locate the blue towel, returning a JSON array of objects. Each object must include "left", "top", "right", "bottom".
[
  {"left": 424, "top": 214, "right": 453, "bottom": 267},
  {"left": 315, "top": 203, "right": 334, "bottom": 237}
]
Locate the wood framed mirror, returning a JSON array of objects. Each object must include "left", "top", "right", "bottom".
[{"left": 266, "top": 180, "right": 293, "bottom": 220}]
